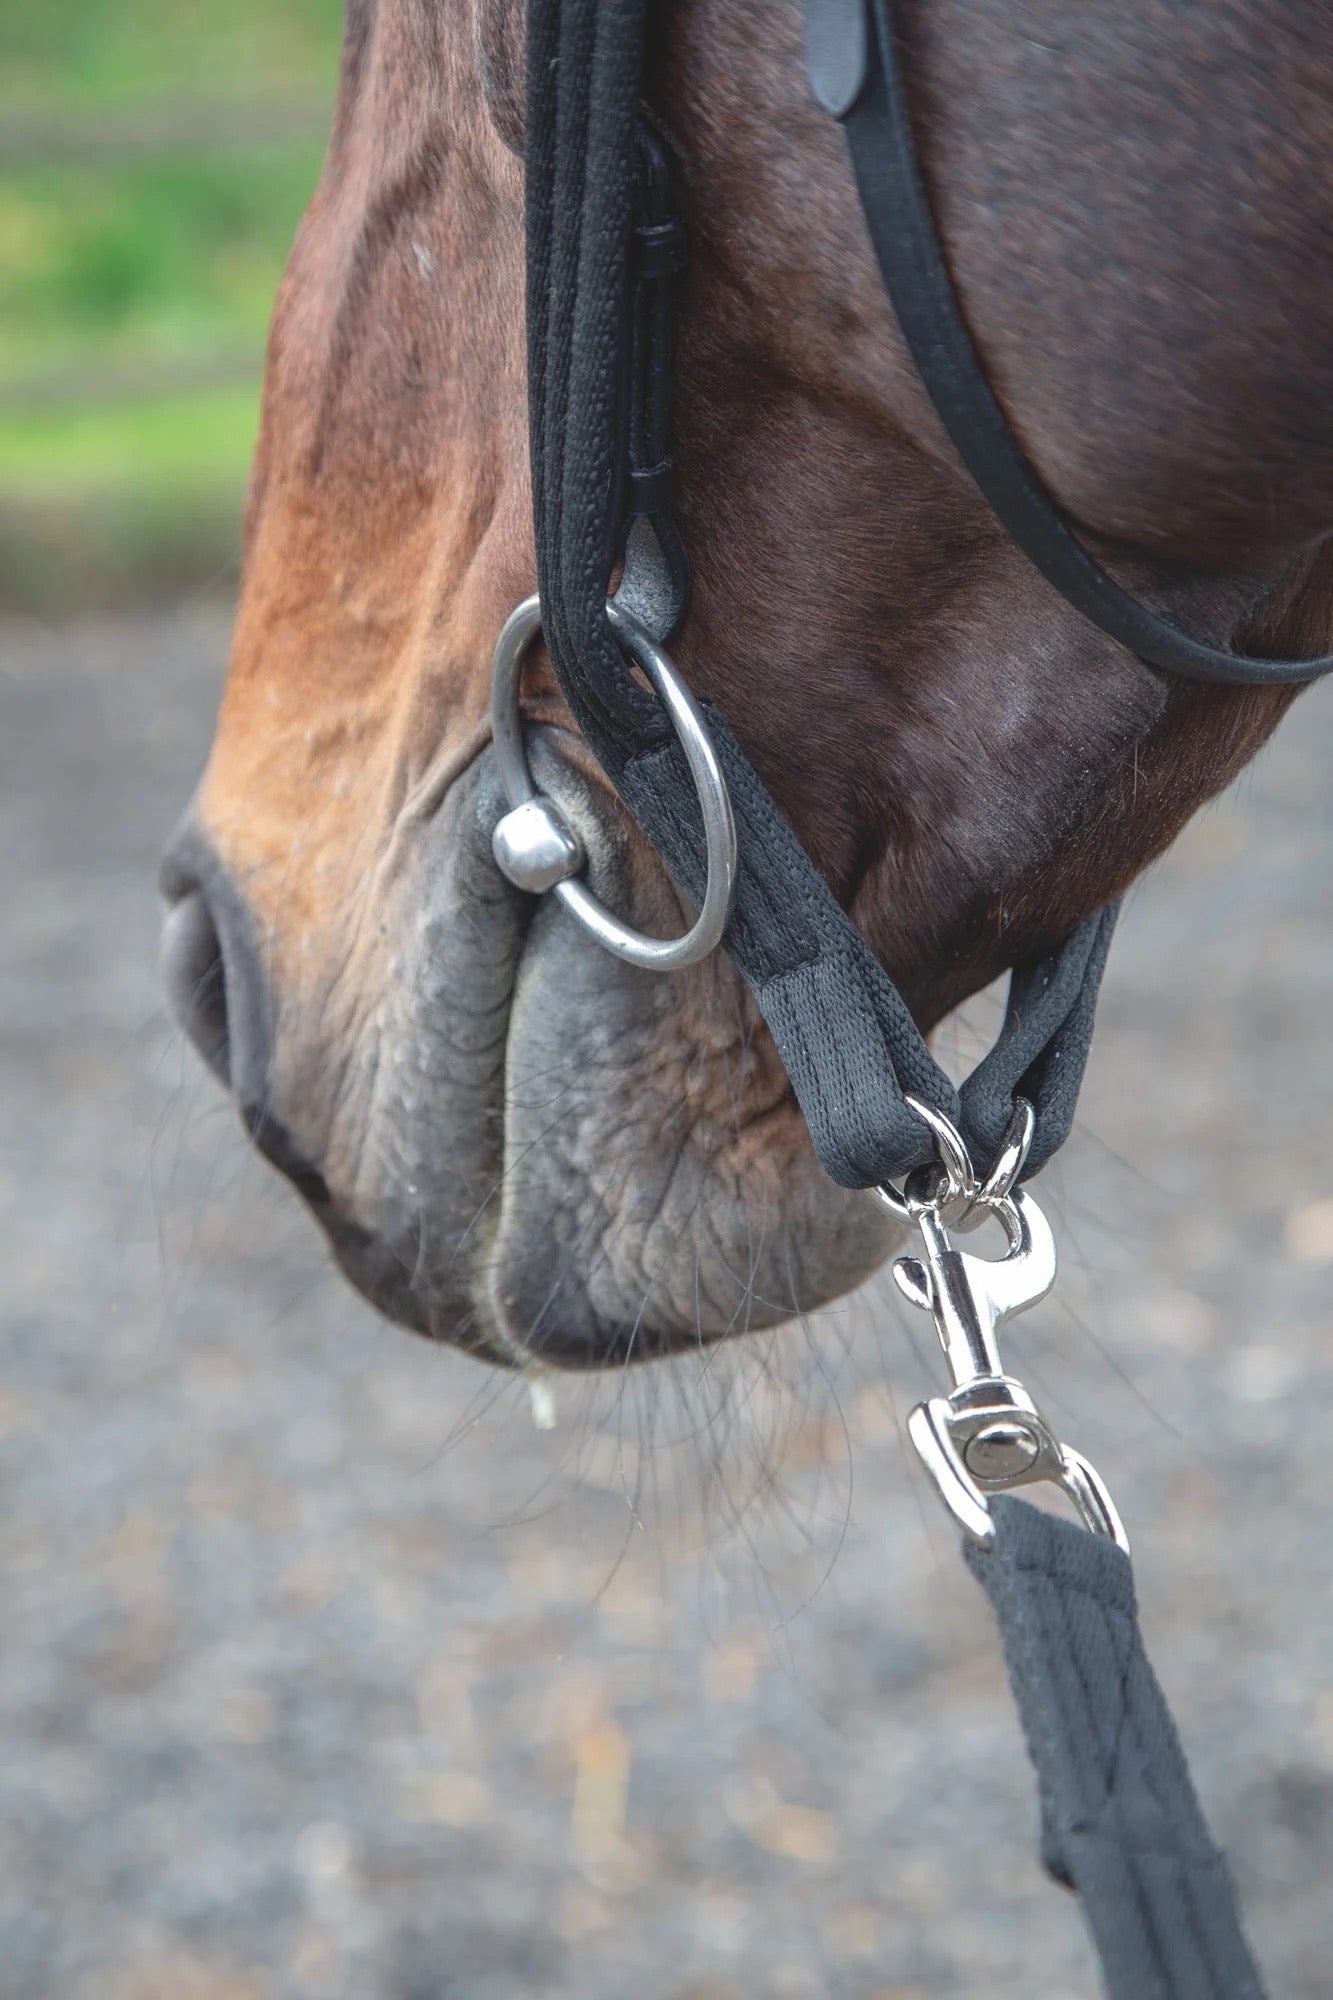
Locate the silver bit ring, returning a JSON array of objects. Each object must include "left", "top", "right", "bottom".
[{"left": 489, "top": 594, "right": 738, "bottom": 972}]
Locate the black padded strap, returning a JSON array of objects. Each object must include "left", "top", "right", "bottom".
[
  {"left": 611, "top": 722, "right": 1117, "bottom": 1183},
  {"left": 524, "top": 0, "right": 1115, "bottom": 1185},
  {"left": 810, "top": 0, "right": 1333, "bottom": 688},
  {"left": 965, "top": 1502, "right": 1266, "bottom": 1999},
  {"left": 615, "top": 119, "right": 692, "bottom": 644}
]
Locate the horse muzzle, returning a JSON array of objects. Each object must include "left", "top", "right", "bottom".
[{"left": 158, "top": 748, "right": 893, "bottom": 1369}]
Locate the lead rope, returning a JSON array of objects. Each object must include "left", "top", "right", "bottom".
[
  {"left": 876, "top": 1107, "right": 1265, "bottom": 1998},
  {"left": 512, "top": 0, "right": 1268, "bottom": 1990},
  {"left": 967, "top": 1503, "right": 1265, "bottom": 2000}
]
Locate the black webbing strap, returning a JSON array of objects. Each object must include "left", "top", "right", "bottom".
[
  {"left": 615, "top": 117, "right": 693, "bottom": 646},
  {"left": 809, "top": 0, "right": 1333, "bottom": 689},
  {"left": 524, "top": 0, "right": 1117, "bottom": 1186},
  {"left": 965, "top": 1502, "right": 1266, "bottom": 1999}
]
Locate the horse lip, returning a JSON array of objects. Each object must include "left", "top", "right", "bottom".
[
  {"left": 160, "top": 887, "right": 232, "bottom": 1084},
  {"left": 243, "top": 1103, "right": 332, "bottom": 1210},
  {"left": 304, "top": 736, "right": 645, "bottom": 1366}
]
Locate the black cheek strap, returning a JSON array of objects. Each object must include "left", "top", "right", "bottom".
[{"left": 525, "top": 0, "right": 1117, "bottom": 1190}]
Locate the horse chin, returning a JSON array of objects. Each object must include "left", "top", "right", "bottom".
[{"left": 174, "top": 741, "right": 895, "bottom": 1372}]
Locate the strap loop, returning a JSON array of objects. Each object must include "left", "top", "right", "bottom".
[{"left": 804, "top": 0, "right": 869, "bottom": 117}]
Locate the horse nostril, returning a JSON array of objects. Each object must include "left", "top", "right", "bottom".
[
  {"left": 159, "top": 817, "right": 272, "bottom": 1104},
  {"left": 158, "top": 825, "right": 330, "bottom": 1212},
  {"left": 160, "top": 884, "right": 232, "bottom": 1085}
]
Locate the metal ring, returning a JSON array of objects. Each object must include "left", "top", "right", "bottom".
[
  {"left": 870, "top": 1097, "right": 977, "bottom": 1224},
  {"left": 969, "top": 1097, "right": 1035, "bottom": 1216},
  {"left": 904, "top": 1097, "right": 978, "bottom": 1208},
  {"left": 870, "top": 1097, "right": 1037, "bottom": 1230},
  {"left": 490, "top": 594, "right": 738, "bottom": 972}
]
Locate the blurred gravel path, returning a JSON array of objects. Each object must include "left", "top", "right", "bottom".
[{"left": 2, "top": 610, "right": 1332, "bottom": 2000}]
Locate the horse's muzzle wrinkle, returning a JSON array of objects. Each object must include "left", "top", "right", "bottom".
[{"left": 158, "top": 759, "right": 892, "bottom": 1367}]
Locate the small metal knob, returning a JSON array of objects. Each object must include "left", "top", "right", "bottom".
[
  {"left": 963, "top": 1422, "right": 1040, "bottom": 1482},
  {"left": 492, "top": 797, "right": 584, "bottom": 893}
]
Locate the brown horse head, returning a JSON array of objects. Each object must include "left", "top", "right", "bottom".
[{"left": 162, "top": 0, "right": 1333, "bottom": 1368}]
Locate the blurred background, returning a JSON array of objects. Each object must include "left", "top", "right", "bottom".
[
  {"left": 1, "top": 0, "right": 339, "bottom": 616},
  {"left": 3, "top": 5, "right": 1333, "bottom": 1999}
]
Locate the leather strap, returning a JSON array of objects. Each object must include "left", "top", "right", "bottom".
[{"left": 809, "top": 0, "right": 1333, "bottom": 688}]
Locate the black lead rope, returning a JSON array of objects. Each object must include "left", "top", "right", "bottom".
[
  {"left": 968, "top": 1503, "right": 1265, "bottom": 2000},
  {"left": 522, "top": 0, "right": 1271, "bottom": 1990}
]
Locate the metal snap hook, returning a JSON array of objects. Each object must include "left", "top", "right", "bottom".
[
  {"left": 894, "top": 1181, "right": 1129, "bottom": 1553},
  {"left": 489, "top": 594, "right": 738, "bottom": 972},
  {"left": 870, "top": 1095, "right": 1128, "bottom": 1552}
]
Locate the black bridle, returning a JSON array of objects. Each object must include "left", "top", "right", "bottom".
[
  {"left": 512, "top": 0, "right": 1304, "bottom": 1989},
  {"left": 525, "top": 0, "right": 1111, "bottom": 1201},
  {"left": 524, "top": 0, "right": 1333, "bottom": 1188}
]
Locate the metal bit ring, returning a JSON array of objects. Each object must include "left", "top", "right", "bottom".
[{"left": 489, "top": 594, "right": 738, "bottom": 972}]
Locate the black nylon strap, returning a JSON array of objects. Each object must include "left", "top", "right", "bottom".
[
  {"left": 524, "top": 0, "right": 1116, "bottom": 1186},
  {"left": 965, "top": 1501, "right": 1266, "bottom": 1999},
  {"left": 615, "top": 119, "right": 692, "bottom": 644},
  {"left": 816, "top": 0, "right": 1333, "bottom": 689}
]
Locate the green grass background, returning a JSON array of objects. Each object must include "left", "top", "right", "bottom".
[{"left": 1, "top": 0, "right": 343, "bottom": 611}]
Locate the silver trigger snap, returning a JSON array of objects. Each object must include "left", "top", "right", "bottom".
[{"left": 873, "top": 1100, "right": 1128, "bottom": 1553}]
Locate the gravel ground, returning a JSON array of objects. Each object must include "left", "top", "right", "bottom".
[{"left": 2, "top": 608, "right": 1332, "bottom": 2000}]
